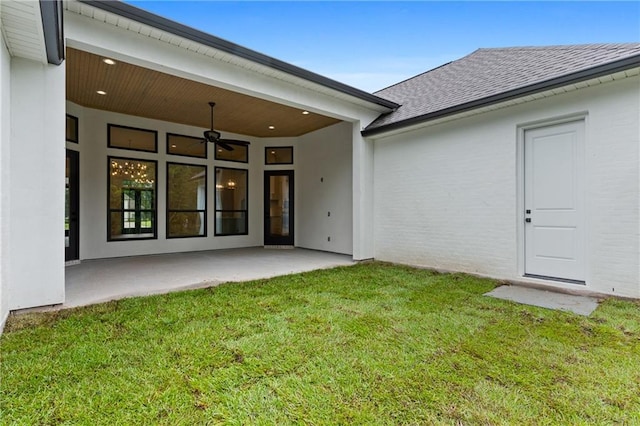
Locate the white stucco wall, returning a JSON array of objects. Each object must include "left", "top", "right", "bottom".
[
  {"left": 372, "top": 76, "right": 640, "bottom": 298},
  {"left": 8, "top": 58, "right": 65, "bottom": 309},
  {"left": 63, "top": 8, "right": 385, "bottom": 262},
  {"left": 298, "top": 121, "right": 353, "bottom": 254},
  {"left": 0, "top": 36, "right": 11, "bottom": 327},
  {"left": 68, "top": 104, "right": 354, "bottom": 259}
]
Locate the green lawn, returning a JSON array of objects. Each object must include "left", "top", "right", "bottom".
[{"left": 1, "top": 262, "right": 639, "bottom": 425}]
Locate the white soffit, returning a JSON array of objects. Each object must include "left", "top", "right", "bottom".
[
  {"left": 370, "top": 67, "right": 640, "bottom": 141},
  {"left": 0, "top": 0, "right": 47, "bottom": 63},
  {"left": 64, "top": 1, "right": 392, "bottom": 113}
]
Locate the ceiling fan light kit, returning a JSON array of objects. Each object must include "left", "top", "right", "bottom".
[{"left": 202, "top": 102, "right": 250, "bottom": 151}]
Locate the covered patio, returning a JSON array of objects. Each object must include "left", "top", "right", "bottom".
[{"left": 64, "top": 248, "right": 354, "bottom": 309}]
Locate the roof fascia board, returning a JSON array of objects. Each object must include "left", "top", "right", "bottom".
[
  {"left": 362, "top": 54, "right": 640, "bottom": 137},
  {"left": 76, "top": 0, "right": 399, "bottom": 110},
  {"left": 40, "top": 0, "right": 65, "bottom": 65}
]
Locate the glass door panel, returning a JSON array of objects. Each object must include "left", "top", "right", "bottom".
[
  {"left": 65, "top": 150, "right": 79, "bottom": 261},
  {"left": 264, "top": 171, "right": 294, "bottom": 245}
]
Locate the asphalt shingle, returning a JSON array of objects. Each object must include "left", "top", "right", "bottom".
[{"left": 366, "top": 43, "right": 640, "bottom": 132}]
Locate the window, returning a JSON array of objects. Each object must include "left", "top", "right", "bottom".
[
  {"left": 167, "top": 133, "right": 206, "bottom": 159},
  {"left": 66, "top": 114, "right": 78, "bottom": 143},
  {"left": 215, "top": 167, "right": 248, "bottom": 236},
  {"left": 108, "top": 157, "right": 157, "bottom": 240},
  {"left": 265, "top": 146, "right": 293, "bottom": 164},
  {"left": 167, "top": 163, "right": 207, "bottom": 238},
  {"left": 108, "top": 124, "right": 158, "bottom": 153},
  {"left": 215, "top": 144, "right": 248, "bottom": 163}
]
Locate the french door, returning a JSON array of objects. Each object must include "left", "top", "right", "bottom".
[
  {"left": 264, "top": 171, "right": 294, "bottom": 246},
  {"left": 65, "top": 149, "right": 79, "bottom": 261}
]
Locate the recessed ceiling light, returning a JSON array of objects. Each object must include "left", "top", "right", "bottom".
[
  {"left": 302, "top": 111, "right": 310, "bottom": 115},
  {"left": 96, "top": 90, "right": 107, "bottom": 95},
  {"left": 268, "top": 125, "right": 275, "bottom": 130},
  {"left": 102, "top": 58, "right": 116, "bottom": 65}
]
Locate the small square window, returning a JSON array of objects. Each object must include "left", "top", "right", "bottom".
[
  {"left": 265, "top": 147, "right": 293, "bottom": 164},
  {"left": 66, "top": 115, "right": 78, "bottom": 143},
  {"left": 108, "top": 124, "right": 158, "bottom": 153}
]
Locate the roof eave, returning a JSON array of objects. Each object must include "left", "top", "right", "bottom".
[
  {"left": 40, "top": 0, "right": 65, "bottom": 65},
  {"left": 76, "top": 0, "right": 399, "bottom": 110},
  {"left": 362, "top": 53, "right": 640, "bottom": 137}
]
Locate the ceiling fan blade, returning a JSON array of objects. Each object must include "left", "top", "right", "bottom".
[
  {"left": 216, "top": 141, "right": 234, "bottom": 151},
  {"left": 218, "top": 138, "right": 250, "bottom": 146}
]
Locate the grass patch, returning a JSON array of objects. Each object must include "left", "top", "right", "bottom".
[{"left": 1, "top": 262, "right": 639, "bottom": 424}]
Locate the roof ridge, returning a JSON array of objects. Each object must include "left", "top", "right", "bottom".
[
  {"left": 364, "top": 42, "right": 640, "bottom": 136},
  {"left": 476, "top": 42, "right": 640, "bottom": 52},
  {"left": 374, "top": 61, "right": 452, "bottom": 94},
  {"left": 374, "top": 49, "right": 482, "bottom": 94}
]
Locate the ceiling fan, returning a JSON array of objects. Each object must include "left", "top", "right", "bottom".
[{"left": 201, "top": 102, "right": 250, "bottom": 151}]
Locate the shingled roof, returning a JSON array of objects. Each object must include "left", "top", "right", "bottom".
[{"left": 363, "top": 43, "right": 640, "bottom": 136}]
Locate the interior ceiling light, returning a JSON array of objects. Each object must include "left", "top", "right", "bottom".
[
  {"left": 268, "top": 125, "right": 275, "bottom": 130},
  {"left": 302, "top": 111, "right": 310, "bottom": 115},
  {"left": 102, "top": 58, "right": 116, "bottom": 65},
  {"left": 96, "top": 90, "right": 107, "bottom": 95}
]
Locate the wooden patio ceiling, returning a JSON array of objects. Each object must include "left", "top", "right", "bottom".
[{"left": 65, "top": 48, "right": 341, "bottom": 138}]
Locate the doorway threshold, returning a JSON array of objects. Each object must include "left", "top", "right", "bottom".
[
  {"left": 524, "top": 274, "right": 585, "bottom": 285},
  {"left": 264, "top": 245, "right": 294, "bottom": 249}
]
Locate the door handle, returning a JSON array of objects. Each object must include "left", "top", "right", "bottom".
[{"left": 525, "top": 218, "right": 531, "bottom": 223}]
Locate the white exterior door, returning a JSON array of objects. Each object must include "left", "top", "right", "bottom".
[{"left": 524, "top": 120, "right": 585, "bottom": 282}]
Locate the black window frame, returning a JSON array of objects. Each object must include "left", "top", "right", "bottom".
[
  {"left": 66, "top": 114, "right": 79, "bottom": 143},
  {"left": 265, "top": 146, "right": 293, "bottom": 165},
  {"left": 166, "top": 132, "right": 207, "bottom": 159},
  {"left": 108, "top": 123, "right": 158, "bottom": 153},
  {"left": 214, "top": 166, "right": 248, "bottom": 236},
  {"left": 215, "top": 143, "right": 249, "bottom": 164},
  {"left": 107, "top": 156, "right": 158, "bottom": 242},
  {"left": 166, "top": 161, "right": 208, "bottom": 239}
]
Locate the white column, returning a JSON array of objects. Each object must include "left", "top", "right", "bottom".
[
  {"left": 8, "top": 58, "right": 65, "bottom": 309},
  {"left": 352, "top": 123, "right": 374, "bottom": 260}
]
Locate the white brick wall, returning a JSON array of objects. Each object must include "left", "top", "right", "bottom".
[
  {"left": 0, "top": 36, "right": 10, "bottom": 327},
  {"left": 372, "top": 76, "right": 640, "bottom": 297}
]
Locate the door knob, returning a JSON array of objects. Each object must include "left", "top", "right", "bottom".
[{"left": 525, "top": 218, "right": 531, "bottom": 223}]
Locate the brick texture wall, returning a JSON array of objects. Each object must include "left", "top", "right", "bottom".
[{"left": 373, "top": 76, "right": 639, "bottom": 297}]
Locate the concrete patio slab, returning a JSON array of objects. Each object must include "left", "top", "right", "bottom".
[
  {"left": 63, "top": 247, "right": 354, "bottom": 309},
  {"left": 485, "top": 285, "right": 600, "bottom": 316}
]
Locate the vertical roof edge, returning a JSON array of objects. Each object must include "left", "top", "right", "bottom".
[{"left": 40, "top": 0, "right": 65, "bottom": 65}]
